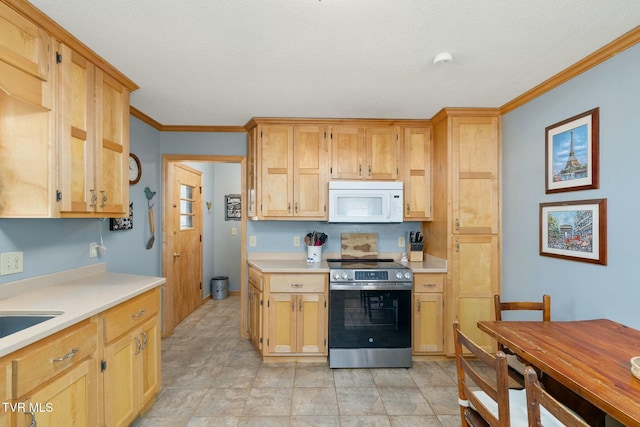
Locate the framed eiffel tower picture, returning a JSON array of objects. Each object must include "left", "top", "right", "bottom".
[{"left": 545, "top": 107, "right": 599, "bottom": 193}]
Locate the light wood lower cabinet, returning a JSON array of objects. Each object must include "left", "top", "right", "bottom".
[
  {"left": 0, "top": 288, "right": 160, "bottom": 426},
  {"left": 263, "top": 273, "right": 327, "bottom": 357},
  {"left": 248, "top": 266, "right": 264, "bottom": 351},
  {"left": 8, "top": 320, "right": 99, "bottom": 427},
  {"left": 413, "top": 273, "right": 445, "bottom": 354},
  {"left": 103, "top": 288, "right": 161, "bottom": 427}
]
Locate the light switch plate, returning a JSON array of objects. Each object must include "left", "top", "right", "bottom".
[{"left": 1, "top": 252, "right": 24, "bottom": 275}]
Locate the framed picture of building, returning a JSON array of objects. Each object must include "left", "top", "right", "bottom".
[
  {"left": 539, "top": 199, "right": 607, "bottom": 265},
  {"left": 545, "top": 108, "right": 599, "bottom": 193}
]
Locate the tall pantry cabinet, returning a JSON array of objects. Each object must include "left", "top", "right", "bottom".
[{"left": 425, "top": 108, "right": 501, "bottom": 356}]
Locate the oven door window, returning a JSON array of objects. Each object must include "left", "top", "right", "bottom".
[{"left": 329, "top": 289, "right": 411, "bottom": 349}]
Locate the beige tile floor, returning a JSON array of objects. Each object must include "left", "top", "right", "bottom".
[{"left": 133, "top": 296, "right": 462, "bottom": 427}]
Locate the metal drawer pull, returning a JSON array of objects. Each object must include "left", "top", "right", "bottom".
[
  {"left": 290, "top": 283, "right": 303, "bottom": 288},
  {"left": 51, "top": 348, "right": 78, "bottom": 362},
  {"left": 141, "top": 332, "right": 148, "bottom": 350},
  {"left": 131, "top": 309, "right": 146, "bottom": 318},
  {"left": 100, "top": 190, "right": 107, "bottom": 207}
]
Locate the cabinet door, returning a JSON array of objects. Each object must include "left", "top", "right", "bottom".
[
  {"left": 266, "top": 293, "right": 296, "bottom": 354},
  {"left": 139, "top": 316, "right": 160, "bottom": 410},
  {"left": 14, "top": 358, "right": 98, "bottom": 427},
  {"left": 0, "top": 362, "right": 9, "bottom": 427},
  {"left": 404, "top": 127, "right": 432, "bottom": 220},
  {"left": 103, "top": 330, "right": 137, "bottom": 427},
  {"left": 260, "top": 125, "right": 294, "bottom": 217},
  {"left": 95, "top": 69, "right": 129, "bottom": 215},
  {"left": 57, "top": 43, "right": 96, "bottom": 214},
  {"left": 293, "top": 125, "right": 327, "bottom": 218},
  {"left": 297, "top": 293, "right": 326, "bottom": 354},
  {"left": 248, "top": 284, "right": 263, "bottom": 350},
  {"left": 365, "top": 127, "right": 399, "bottom": 180},
  {"left": 413, "top": 293, "right": 444, "bottom": 354},
  {"left": 330, "top": 126, "right": 365, "bottom": 179},
  {"left": 451, "top": 116, "right": 500, "bottom": 234},
  {"left": 448, "top": 235, "right": 499, "bottom": 355},
  {"left": 246, "top": 126, "right": 258, "bottom": 218},
  {"left": 0, "top": 3, "right": 49, "bottom": 83}
]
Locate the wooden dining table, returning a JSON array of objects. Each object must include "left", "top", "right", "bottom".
[{"left": 477, "top": 318, "right": 640, "bottom": 427}]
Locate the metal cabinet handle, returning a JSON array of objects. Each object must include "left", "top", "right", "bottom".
[
  {"left": 368, "top": 165, "right": 371, "bottom": 176},
  {"left": 25, "top": 411, "right": 37, "bottom": 427},
  {"left": 406, "top": 204, "right": 410, "bottom": 215},
  {"left": 131, "top": 309, "right": 146, "bottom": 318},
  {"left": 288, "top": 202, "right": 292, "bottom": 213},
  {"left": 141, "top": 332, "right": 148, "bottom": 350},
  {"left": 295, "top": 202, "right": 298, "bottom": 213},
  {"left": 51, "top": 348, "right": 78, "bottom": 362},
  {"left": 100, "top": 190, "right": 107, "bottom": 207},
  {"left": 456, "top": 218, "right": 460, "bottom": 230},
  {"left": 134, "top": 336, "right": 142, "bottom": 354},
  {"left": 290, "top": 283, "right": 303, "bottom": 288},
  {"left": 89, "top": 189, "right": 97, "bottom": 207}
]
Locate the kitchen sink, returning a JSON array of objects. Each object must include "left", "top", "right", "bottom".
[{"left": 0, "top": 312, "right": 61, "bottom": 339}]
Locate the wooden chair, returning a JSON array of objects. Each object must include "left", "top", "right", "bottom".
[
  {"left": 524, "top": 366, "right": 589, "bottom": 427},
  {"left": 453, "top": 321, "right": 529, "bottom": 426},
  {"left": 494, "top": 294, "right": 551, "bottom": 385}
]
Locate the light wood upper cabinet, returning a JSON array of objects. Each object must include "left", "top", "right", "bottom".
[
  {"left": 0, "top": 2, "right": 56, "bottom": 218},
  {"left": 451, "top": 115, "right": 500, "bottom": 234},
  {"left": 255, "top": 123, "right": 327, "bottom": 219},
  {"left": 330, "top": 126, "right": 400, "bottom": 180},
  {"left": 57, "top": 44, "right": 129, "bottom": 217},
  {"left": 330, "top": 126, "right": 365, "bottom": 179},
  {"left": 403, "top": 127, "right": 432, "bottom": 220},
  {"left": 0, "top": 4, "right": 135, "bottom": 218}
]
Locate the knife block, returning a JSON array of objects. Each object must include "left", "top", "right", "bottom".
[{"left": 408, "top": 242, "right": 424, "bottom": 262}]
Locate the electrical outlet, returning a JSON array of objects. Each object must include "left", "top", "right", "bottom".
[
  {"left": 1, "top": 252, "right": 24, "bottom": 275},
  {"left": 293, "top": 236, "right": 300, "bottom": 247},
  {"left": 231, "top": 227, "right": 237, "bottom": 236},
  {"left": 89, "top": 243, "right": 99, "bottom": 258},
  {"left": 249, "top": 235, "right": 257, "bottom": 247},
  {"left": 398, "top": 236, "right": 405, "bottom": 248}
]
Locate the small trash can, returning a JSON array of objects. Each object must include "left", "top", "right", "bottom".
[{"left": 211, "top": 276, "right": 229, "bottom": 300}]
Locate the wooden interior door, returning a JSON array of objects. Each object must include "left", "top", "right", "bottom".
[{"left": 170, "top": 163, "right": 203, "bottom": 326}]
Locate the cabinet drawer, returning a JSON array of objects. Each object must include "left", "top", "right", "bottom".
[
  {"left": 269, "top": 274, "right": 326, "bottom": 293},
  {"left": 104, "top": 288, "right": 160, "bottom": 343},
  {"left": 248, "top": 266, "right": 263, "bottom": 291},
  {"left": 414, "top": 274, "right": 444, "bottom": 293},
  {"left": 11, "top": 320, "right": 97, "bottom": 399}
]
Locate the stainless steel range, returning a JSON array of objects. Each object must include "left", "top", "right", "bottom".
[{"left": 328, "top": 258, "right": 412, "bottom": 368}]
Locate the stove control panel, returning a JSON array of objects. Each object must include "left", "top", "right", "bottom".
[{"left": 330, "top": 268, "right": 412, "bottom": 282}]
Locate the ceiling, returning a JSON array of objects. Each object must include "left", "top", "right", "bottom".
[{"left": 29, "top": 0, "right": 640, "bottom": 127}]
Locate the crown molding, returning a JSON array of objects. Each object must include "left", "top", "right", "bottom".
[{"left": 500, "top": 25, "right": 640, "bottom": 115}]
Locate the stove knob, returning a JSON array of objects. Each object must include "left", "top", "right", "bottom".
[
  {"left": 404, "top": 271, "right": 412, "bottom": 280},
  {"left": 333, "top": 272, "right": 341, "bottom": 280},
  {"left": 341, "top": 272, "right": 348, "bottom": 280},
  {"left": 396, "top": 272, "right": 403, "bottom": 280}
]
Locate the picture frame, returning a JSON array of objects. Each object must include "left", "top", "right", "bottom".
[
  {"left": 539, "top": 199, "right": 607, "bottom": 265},
  {"left": 225, "top": 194, "right": 241, "bottom": 220},
  {"left": 110, "top": 202, "right": 134, "bottom": 231},
  {"left": 545, "top": 107, "right": 599, "bottom": 193}
]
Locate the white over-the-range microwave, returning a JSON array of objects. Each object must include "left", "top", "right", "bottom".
[{"left": 328, "top": 181, "right": 403, "bottom": 223}]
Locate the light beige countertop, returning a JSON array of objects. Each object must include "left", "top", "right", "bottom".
[
  {"left": 0, "top": 263, "right": 165, "bottom": 357},
  {"left": 248, "top": 253, "right": 447, "bottom": 274}
]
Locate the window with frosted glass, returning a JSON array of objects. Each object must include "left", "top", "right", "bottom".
[{"left": 180, "top": 184, "right": 194, "bottom": 229}]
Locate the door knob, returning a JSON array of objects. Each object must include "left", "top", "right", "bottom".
[{"left": 173, "top": 252, "right": 181, "bottom": 257}]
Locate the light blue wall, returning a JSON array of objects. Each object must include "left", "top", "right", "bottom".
[
  {"left": 246, "top": 220, "right": 421, "bottom": 257},
  {"left": 502, "top": 43, "right": 640, "bottom": 328}
]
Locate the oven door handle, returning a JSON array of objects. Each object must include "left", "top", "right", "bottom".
[{"left": 330, "top": 284, "right": 412, "bottom": 291}]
